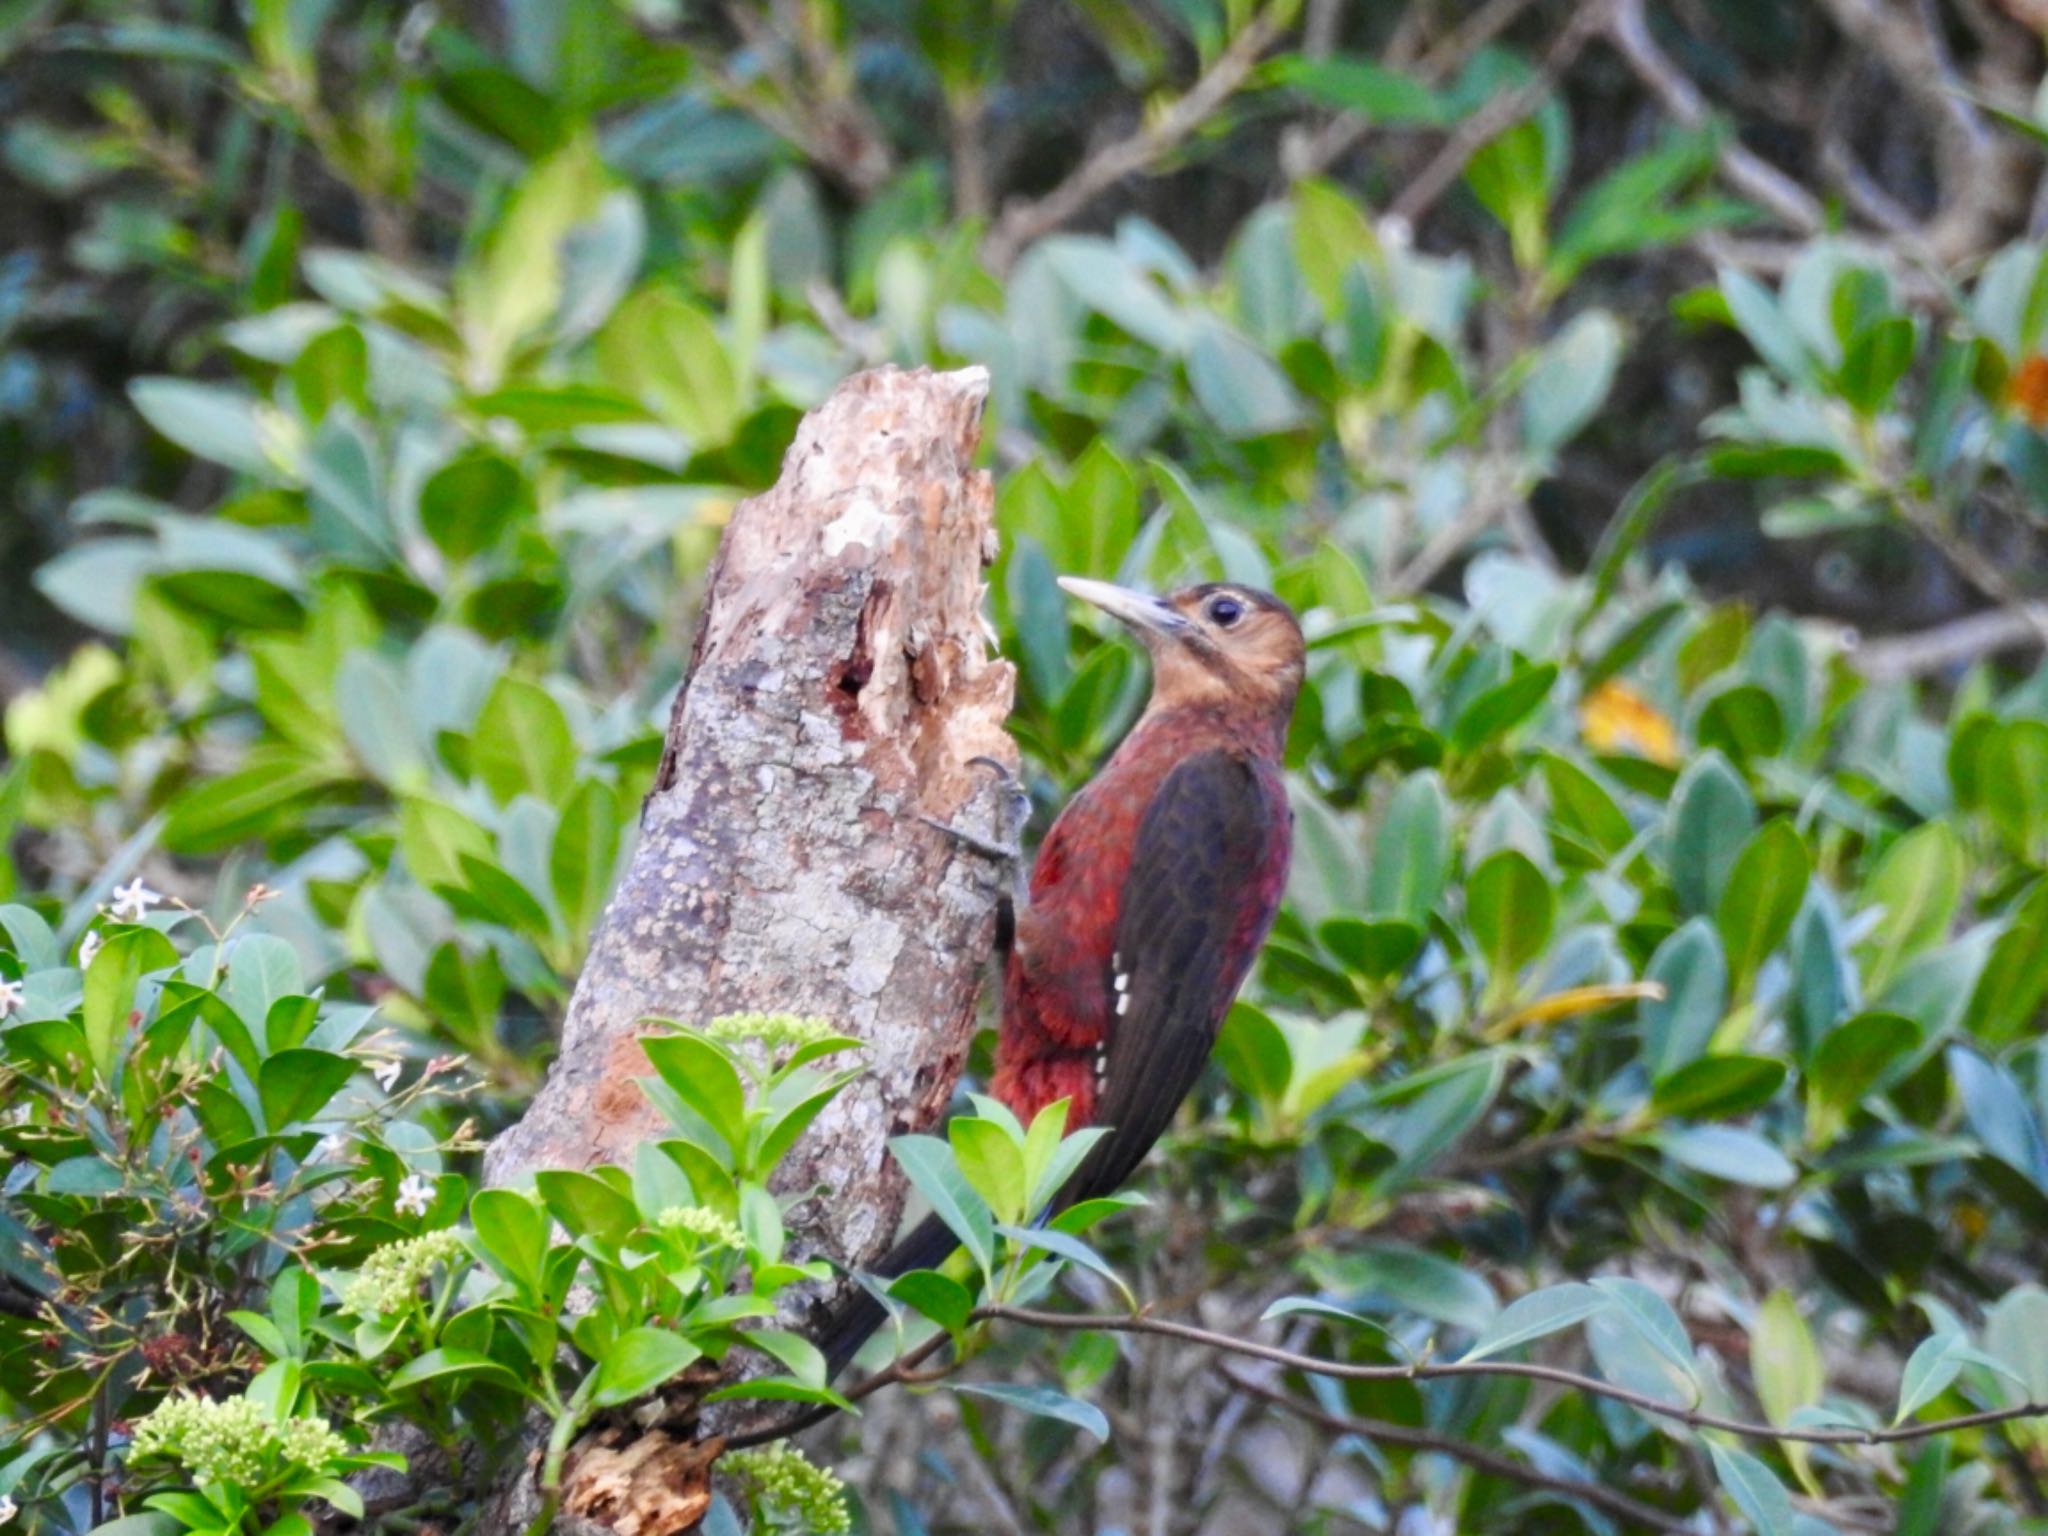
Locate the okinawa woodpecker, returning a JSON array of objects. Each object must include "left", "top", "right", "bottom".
[{"left": 818, "top": 577, "right": 1303, "bottom": 1379}]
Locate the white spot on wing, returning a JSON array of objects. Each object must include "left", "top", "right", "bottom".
[
  {"left": 1113, "top": 971, "right": 1128, "bottom": 993},
  {"left": 1116, "top": 993, "right": 1129, "bottom": 1016}
]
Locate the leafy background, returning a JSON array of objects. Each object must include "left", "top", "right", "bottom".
[{"left": 6, "top": 0, "right": 2048, "bottom": 1532}]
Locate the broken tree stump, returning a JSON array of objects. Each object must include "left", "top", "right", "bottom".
[{"left": 482, "top": 363, "right": 1015, "bottom": 1532}]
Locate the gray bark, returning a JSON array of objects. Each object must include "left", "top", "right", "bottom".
[{"left": 482, "top": 364, "right": 1014, "bottom": 1533}]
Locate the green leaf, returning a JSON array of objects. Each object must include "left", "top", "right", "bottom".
[
  {"left": 1754, "top": 1288, "right": 1824, "bottom": 1494},
  {"left": 472, "top": 676, "right": 577, "bottom": 807},
  {"left": 1312, "top": 1243, "right": 1497, "bottom": 1332},
  {"left": 995, "top": 1223, "right": 1132, "bottom": 1305},
  {"left": 1697, "top": 683, "right": 1785, "bottom": 762},
  {"left": 535, "top": 1169, "right": 640, "bottom": 1246},
  {"left": 1521, "top": 311, "right": 1621, "bottom": 452},
  {"left": 950, "top": 1116, "right": 1027, "bottom": 1226},
  {"left": 1541, "top": 754, "right": 1631, "bottom": 862},
  {"left": 1805, "top": 1011, "right": 1918, "bottom": 1142},
  {"left": 471, "top": 1188, "right": 548, "bottom": 1292},
  {"left": 551, "top": 779, "right": 623, "bottom": 939},
  {"left": 420, "top": 452, "right": 533, "bottom": 562},
  {"left": 1860, "top": 822, "right": 1966, "bottom": 995},
  {"left": 889, "top": 1134, "right": 995, "bottom": 1275},
  {"left": 1459, "top": 1282, "right": 1605, "bottom": 1364},
  {"left": 1719, "top": 267, "right": 1812, "bottom": 385},
  {"left": 1466, "top": 849, "right": 1553, "bottom": 988},
  {"left": 1978, "top": 720, "right": 2048, "bottom": 860},
  {"left": 639, "top": 1032, "right": 747, "bottom": 1157},
  {"left": 1274, "top": 56, "right": 1448, "bottom": 123},
  {"left": 1589, "top": 1276, "right": 1699, "bottom": 1382},
  {"left": 258, "top": 1049, "right": 358, "bottom": 1131},
  {"left": 385, "top": 1347, "right": 522, "bottom": 1394},
  {"left": 82, "top": 926, "right": 176, "bottom": 1082},
  {"left": 591, "top": 1328, "right": 701, "bottom": 1407},
  {"left": 1653, "top": 1124, "right": 1797, "bottom": 1188},
  {"left": 742, "top": 1329, "right": 828, "bottom": 1388},
  {"left": 1650, "top": 1054, "right": 1785, "bottom": 1119},
  {"left": 1668, "top": 751, "right": 1756, "bottom": 917},
  {"left": 1716, "top": 820, "right": 1811, "bottom": 990},
  {"left": 162, "top": 745, "right": 341, "bottom": 853},
  {"left": 1450, "top": 664, "right": 1558, "bottom": 753},
  {"left": 595, "top": 288, "right": 739, "bottom": 446},
  {"left": 1970, "top": 882, "right": 2048, "bottom": 1045},
  {"left": 1895, "top": 1331, "right": 1966, "bottom": 1424},
  {"left": 129, "top": 379, "right": 276, "bottom": 477},
  {"left": 1837, "top": 314, "right": 1918, "bottom": 415},
  {"left": 955, "top": 1382, "right": 1108, "bottom": 1442},
  {"left": 1186, "top": 322, "right": 1305, "bottom": 437},
  {"left": 1709, "top": 1443, "right": 1795, "bottom": 1536},
  {"left": 1642, "top": 918, "right": 1729, "bottom": 1080},
  {"left": 1754, "top": 1289, "right": 1822, "bottom": 1423},
  {"left": 1367, "top": 771, "right": 1452, "bottom": 924},
  {"left": 888, "top": 1270, "right": 974, "bottom": 1334}
]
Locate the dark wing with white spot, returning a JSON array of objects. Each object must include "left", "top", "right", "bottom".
[{"left": 1064, "top": 749, "right": 1282, "bottom": 1205}]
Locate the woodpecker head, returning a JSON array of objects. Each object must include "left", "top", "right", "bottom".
[{"left": 1057, "top": 577, "right": 1305, "bottom": 723}]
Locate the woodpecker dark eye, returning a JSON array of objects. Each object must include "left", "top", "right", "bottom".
[{"left": 1207, "top": 595, "right": 1244, "bottom": 628}]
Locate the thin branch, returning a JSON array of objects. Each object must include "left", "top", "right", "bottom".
[
  {"left": 1848, "top": 605, "right": 2048, "bottom": 681},
  {"left": 738, "top": 1299, "right": 2048, "bottom": 1456},
  {"left": 980, "top": 7, "right": 1288, "bottom": 272},
  {"left": 974, "top": 1305, "right": 2048, "bottom": 1448},
  {"left": 1890, "top": 489, "right": 2048, "bottom": 649},
  {"left": 1386, "top": 0, "right": 1621, "bottom": 229},
  {"left": 1220, "top": 1367, "right": 1696, "bottom": 1534}
]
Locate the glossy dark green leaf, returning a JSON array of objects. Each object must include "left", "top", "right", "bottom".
[{"left": 1651, "top": 1054, "right": 1786, "bottom": 1119}]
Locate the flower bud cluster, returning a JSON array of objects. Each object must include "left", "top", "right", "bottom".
[
  {"left": 129, "top": 1393, "right": 345, "bottom": 1488},
  {"left": 701, "top": 1013, "right": 840, "bottom": 1051},
  {"left": 340, "top": 1227, "right": 465, "bottom": 1316},
  {"left": 724, "top": 1444, "right": 850, "bottom": 1534},
  {"left": 655, "top": 1204, "right": 744, "bottom": 1250}
]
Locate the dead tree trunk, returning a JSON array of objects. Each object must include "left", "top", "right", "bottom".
[{"left": 482, "top": 364, "right": 1014, "bottom": 1532}]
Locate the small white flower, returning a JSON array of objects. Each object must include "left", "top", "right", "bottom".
[
  {"left": 0, "top": 1493, "right": 18, "bottom": 1524},
  {"left": 312, "top": 1132, "right": 351, "bottom": 1164},
  {"left": 110, "top": 878, "right": 163, "bottom": 923},
  {"left": 394, "top": 1173, "right": 434, "bottom": 1217},
  {"left": 76, "top": 931, "right": 102, "bottom": 970},
  {"left": 373, "top": 1058, "right": 403, "bottom": 1091},
  {"left": 0, "top": 979, "right": 23, "bottom": 1019}
]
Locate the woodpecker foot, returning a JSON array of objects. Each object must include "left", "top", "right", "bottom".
[
  {"left": 917, "top": 814, "right": 1020, "bottom": 865},
  {"left": 921, "top": 756, "right": 1031, "bottom": 866}
]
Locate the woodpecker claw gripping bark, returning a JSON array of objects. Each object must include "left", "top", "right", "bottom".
[{"left": 815, "top": 576, "right": 1304, "bottom": 1383}]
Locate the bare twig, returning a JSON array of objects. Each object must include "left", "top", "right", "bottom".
[
  {"left": 1221, "top": 1367, "right": 1697, "bottom": 1534},
  {"left": 1387, "top": 0, "right": 1621, "bottom": 229},
  {"left": 980, "top": 7, "right": 1288, "bottom": 272},
  {"left": 1848, "top": 606, "right": 2048, "bottom": 680},
  {"left": 1890, "top": 489, "right": 2048, "bottom": 649}
]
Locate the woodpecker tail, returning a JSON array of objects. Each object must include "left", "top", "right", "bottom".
[{"left": 816, "top": 1210, "right": 959, "bottom": 1380}]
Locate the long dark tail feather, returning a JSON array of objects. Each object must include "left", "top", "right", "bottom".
[{"left": 816, "top": 1210, "right": 961, "bottom": 1381}]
